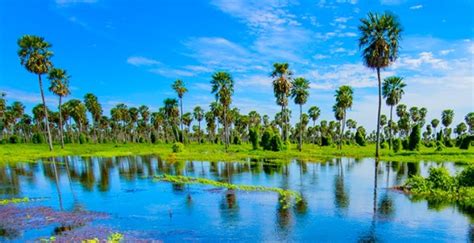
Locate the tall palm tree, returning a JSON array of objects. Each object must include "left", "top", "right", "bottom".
[
  {"left": 441, "top": 109, "right": 454, "bottom": 137},
  {"left": 48, "top": 68, "right": 70, "bottom": 148},
  {"left": 291, "top": 77, "right": 310, "bottom": 151},
  {"left": 334, "top": 85, "right": 354, "bottom": 149},
  {"left": 172, "top": 79, "right": 188, "bottom": 140},
  {"left": 308, "top": 106, "right": 321, "bottom": 127},
  {"left": 358, "top": 12, "right": 402, "bottom": 157},
  {"left": 193, "top": 106, "right": 204, "bottom": 144},
  {"left": 271, "top": 62, "right": 293, "bottom": 141},
  {"left": 18, "top": 35, "right": 55, "bottom": 150},
  {"left": 382, "top": 76, "right": 406, "bottom": 150},
  {"left": 84, "top": 93, "right": 102, "bottom": 142},
  {"left": 431, "top": 118, "right": 440, "bottom": 138},
  {"left": 164, "top": 98, "right": 180, "bottom": 142},
  {"left": 211, "top": 71, "right": 234, "bottom": 151}
]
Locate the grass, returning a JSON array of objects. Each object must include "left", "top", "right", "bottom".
[
  {"left": 155, "top": 174, "right": 302, "bottom": 208},
  {"left": 0, "top": 197, "right": 30, "bottom": 205},
  {"left": 0, "top": 142, "right": 473, "bottom": 164}
]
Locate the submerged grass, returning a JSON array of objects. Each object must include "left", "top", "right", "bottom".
[
  {"left": 0, "top": 143, "right": 473, "bottom": 164},
  {"left": 155, "top": 174, "right": 302, "bottom": 208}
]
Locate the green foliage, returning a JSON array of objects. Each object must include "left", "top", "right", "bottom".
[
  {"left": 79, "top": 133, "right": 87, "bottom": 144},
  {"left": 459, "top": 135, "right": 472, "bottom": 150},
  {"left": 426, "top": 167, "right": 456, "bottom": 191},
  {"left": 260, "top": 129, "right": 273, "bottom": 150},
  {"left": 9, "top": 135, "right": 20, "bottom": 144},
  {"left": 107, "top": 232, "right": 124, "bottom": 242},
  {"left": 380, "top": 141, "right": 387, "bottom": 149},
  {"left": 155, "top": 174, "right": 302, "bottom": 209},
  {"left": 444, "top": 139, "right": 454, "bottom": 148},
  {"left": 321, "top": 135, "right": 333, "bottom": 146},
  {"left": 32, "top": 133, "right": 45, "bottom": 144},
  {"left": 270, "top": 134, "right": 284, "bottom": 151},
  {"left": 355, "top": 127, "right": 366, "bottom": 146},
  {"left": 457, "top": 165, "right": 474, "bottom": 187},
  {"left": 233, "top": 135, "right": 241, "bottom": 145},
  {"left": 402, "top": 139, "right": 409, "bottom": 150},
  {"left": 0, "top": 197, "right": 29, "bottom": 205},
  {"left": 393, "top": 138, "right": 401, "bottom": 153},
  {"left": 150, "top": 133, "right": 157, "bottom": 144},
  {"left": 408, "top": 124, "right": 421, "bottom": 151},
  {"left": 172, "top": 142, "right": 184, "bottom": 153},
  {"left": 435, "top": 140, "right": 445, "bottom": 152},
  {"left": 249, "top": 127, "right": 259, "bottom": 150}
]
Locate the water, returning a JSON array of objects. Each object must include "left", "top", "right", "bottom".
[{"left": 0, "top": 156, "right": 472, "bottom": 242}]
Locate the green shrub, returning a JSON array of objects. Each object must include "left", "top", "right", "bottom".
[
  {"left": 459, "top": 135, "right": 472, "bottom": 150},
  {"left": 284, "top": 140, "right": 291, "bottom": 150},
  {"left": 444, "top": 139, "right": 454, "bottom": 147},
  {"left": 172, "top": 142, "right": 184, "bottom": 153},
  {"left": 8, "top": 135, "right": 19, "bottom": 144},
  {"left": 408, "top": 124, "right": 421, "bottom": 151},
  {"left": 79, "top": 133, "right": 87, "bottom": 144},
  {"left": 270, "top": 134, "right": 283, "bottom": 151},
  {"left": 427, "top": 167, "right": 456, "bottom": 191},
  {"left": 457, "top": 165, "right": 474, "bottom": 187},
  {"left": 405, "top": 175, "right": 429, "bottom": 193},
  {"left": 435, "top": 140, "right": 445, "bottom": 152},
  {"left": 0, "top": 138, "right": 6, "bottom": 144},
  {"left": 380, "top": 141, "right": 387, "bottom": 149},
  {"left": 150, "top": 133, "right": 157, "bottom": 144},
  {"left": 321, "top": 135, "right": 333, "bottom": 146},
  {"left": 249, "top": 127, "right": 259, "bottom": 150},
  {"left": 32, "top": 133, "right": 45, "bottom": 144},
  {"left": 233, "top": 135, "right": 242, "bottom": 145},
  {"left": 260, "top": 129, "right": 273, "bottom": 150},
  {"left": 393, "top": 138, "right": 401, "bottom": 153},
  {"left": 402, "top": 139, "right": 409, "bottom": 150},
  {"left": 355, "top": 127, "right": 366, "bottom": 146}
]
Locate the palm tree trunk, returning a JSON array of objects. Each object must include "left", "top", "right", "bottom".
[
  {"left": 224, "top": 106, "right": 228, "bottom": 151},
  {"left": 389, "top": 105, "right": 393, "bottom": 150},
  {"left": 59, "top": 96, "right": 65, "bottom": 148},
  {"left": 281, "top": 105, "right": 285, "bottom": 139},
  {"left": 198, "top": 120, "right": 201, "bottom": 144},
  {"left": 299, "top": 104, "right": 302, "bottom": 151},
  {"left": 38, "top": 74, "right": 53, "bottom": 151},
  {"left": 180, "top": 97, "right": 183, "bottom": 142},
  {"left": 341, "top": 111, "right": 346, "bottom": 150},
  {"left": 375, "top": 68, "right": 382, "bottom": 158}
]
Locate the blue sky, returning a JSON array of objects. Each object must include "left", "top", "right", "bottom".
[{"left": 0, "top": 0, "right": 473, "bottom": 131}]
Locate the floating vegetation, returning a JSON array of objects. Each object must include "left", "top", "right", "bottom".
[
  {"left": 155, "top": 174, "right": 302, "bottom": 208},
  {"left": 0, "top": 197, "right": 29, "bottom": 205}
]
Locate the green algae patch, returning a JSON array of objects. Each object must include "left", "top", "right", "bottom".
[{"left": 0, "top": 197, "right": 29, "bottom": 205}]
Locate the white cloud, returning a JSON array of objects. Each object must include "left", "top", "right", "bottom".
[
  {"left": 439, "top": 49, "right": 454, "bottom": 55},
  {"left": 409, "top": 4, "right": 423, "bottom": 10},
  {"left": 313, "top": 54, "right": 329, "bottom": 60},
  {"left": 149, "top": 68, "right": 195, "bottom": 78},
  {"left": 127, "top": 56, "right": 160, "bottom": 66},
  {"left": 392, "top": 52, "right": 449, "bottom": 70},
  {"left": 334, "top": 16, "right": 352, "bottom": 23}
]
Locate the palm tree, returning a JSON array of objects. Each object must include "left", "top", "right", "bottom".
[
  {"left": 308, "top": 106, "right": 321, "bottom": 127},
  {"left": 431, "top": 118, "right": 440, "bottom": 138},
  {"left": 334, "top": 85, "right": 354, "bottom": 149},
  {"left": 358, "top": 12, "right": 402, "bottom": 157},
  {"left": 465, "top": 112, "right": 474, "bottom": 134},
  {"left": 164, "top": 98, "right": 180, "bottom": 142},
  {"left": 441, "top": 109, "right": 454, "bottom": 138},
  {"left": 18, "top": 35, "right": 55, "bottom": 150},
  {"left": 382, "top": 76, "right": 406, "bottom": 150},
  {"left": 211, "top": 71, "right": 234, "bottom": 151},
  {"left": 291, "top": 77, "right": 310, "bottom": 151},
  {"left": 172, "top": 79, "right": 188, "bottom": 141},
  {"left": 84, "top": 93, "right": 102, "bottom": 142},
  {"left": 271, "top": 62, "right": 293, "bottom": 141},
  {"left": 48, "top": 68, "right": 70, "bottom": 148},
  {"left": 193, "top": 106, "right": 204, "bottom": 144}
]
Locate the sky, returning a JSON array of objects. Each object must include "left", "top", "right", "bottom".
[{"left": 0, "top": 0, "right": 473, "bottom": 131}]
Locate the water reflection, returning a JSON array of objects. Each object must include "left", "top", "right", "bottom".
[{"left": 0, "top": 156, "right": 471, "bottom": 241}]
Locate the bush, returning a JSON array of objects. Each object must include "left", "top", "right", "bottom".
[
  {"left": 321, "top": 135, "right": 333, "bottom": 146},
  {"left": 150, "top": 133, "right": 157, "bottom": 144},
  {"left": 32, "top": 133, "right": 45, "bottom": 144},
  {"left": 457, "top": 165, "right": 474, "bottom": 187},
  {"left": 444, "top": 139, "right": 454, "bottom": 147},
  {"left": 402, "top": 139, "right": 409, "bottom": 150},
  {"left": 249, "top": 127, "right": 259, "bottom": 150},
  {"left": 405, "top": 175, "right": 429, "bottom": 192},
  {"left": 427, "top": 167, "right": 456, "bottom": 191},
  {"left": 435, "top": 140, "right": 444, "bottom": 152},
  {"left": 270, "top": 134, "right": 283, "bottom": 151},
  {"left": 408, "top": 124, "right": 421, "bottom": 151},
  {"left": 355, "top": 127, "right": 366, "bottom": 146},
  {"left": 8, "top": 135, "right": 19, "bottom": 144},
  {"left": 172, "top": 142, "right": 184, "bottom": 153},
  {"left": 459, "top": 135, "right": 473, "bottom": 150},
  {"left": 260, "top": 129, "right": 273, "bottom": 150},
  {"left": 0, "top": 138, "right": 6, "bottom": 144},
  {"left": 380, "top": 142, "right": 387, "bottom": 149},
  {"left": 233, "top": 135, "right": 242, "bottom": 145},
  {"left": 79, "top": 133, "right": 87, "bottom": 144},
  {"left": 393, "top": 138, "right": 401, "bottom": 153}
]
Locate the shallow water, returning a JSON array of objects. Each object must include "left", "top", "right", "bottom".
[{"left": 0, "top": 156, "right": 472, "bottom": 242}]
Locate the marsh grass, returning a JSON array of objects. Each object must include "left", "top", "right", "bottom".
[
  {"left": 0, "top": 143, "right": 473, "bottom": 164},
  {"left": 155, "top": 174, "right": 302, "bottom": 208},
  {"left": 0, "top": 197, "right": 29, "bottom": 205}
]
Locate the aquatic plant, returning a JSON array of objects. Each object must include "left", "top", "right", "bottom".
[
  {"left": 155, "top": 174, "right": 302, "bottom": 208},
  {"left": 0, "top": 197, "right": 29, "bottom": 205}
]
